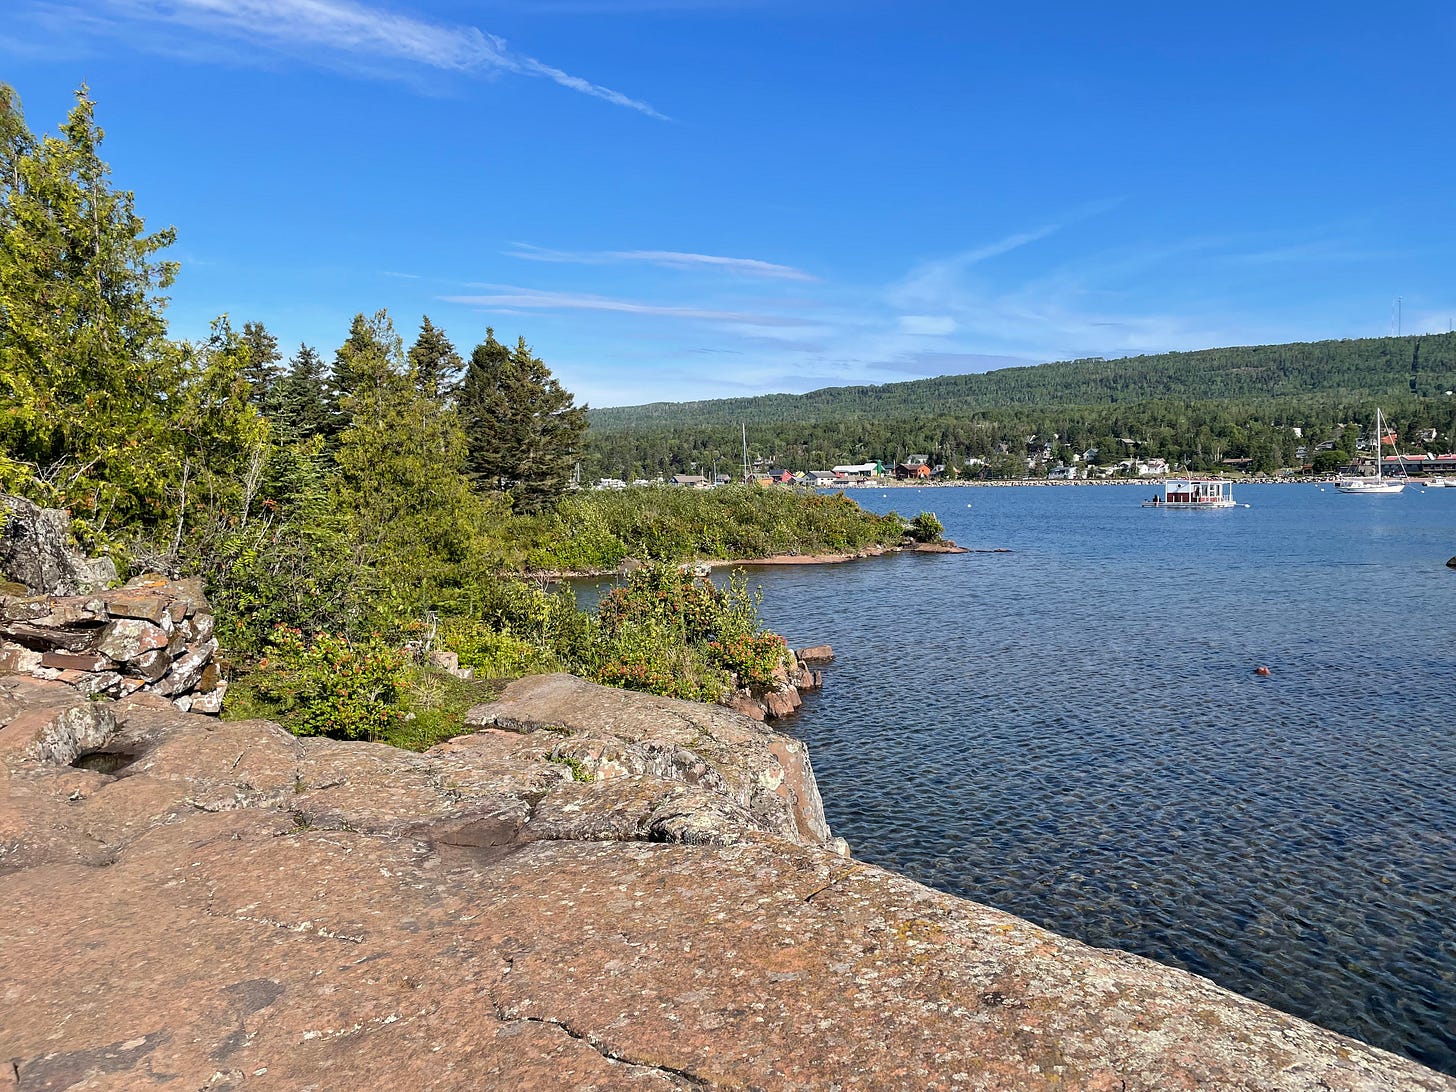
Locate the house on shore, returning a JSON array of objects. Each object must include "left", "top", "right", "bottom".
[
  {"left": 895, "top": 455, "right": 933, "bottom": 480},
  {"left": 832, "top": 462, "right": 885, "bottom": 482},
  {"left": 669, "top": 474, "right": 710, "bottom": 489}
]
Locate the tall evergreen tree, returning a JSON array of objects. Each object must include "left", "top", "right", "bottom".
[
  {"left": 325, "top": 311, "right": 399, "bottom": 442},
  {"left": 240, "top": 319, "right": 282, "bottom": 409},
  {"left": 0, "top": 84, "right": 35, "bottom": 199},
  {"left": 331, "top": 310, "right": 485, "bottom": 623},
  {"left": 407, "top": 315, "right": 464, "bottom": 403},
  {"left": 459, "top": 329, "right": 588, "bottom": 514},
  {"left": 0, "top": 83, "right": 180, "bottom": 539},
  {"left": 270, "top": 344, "right": 332, "bottom": 444}
]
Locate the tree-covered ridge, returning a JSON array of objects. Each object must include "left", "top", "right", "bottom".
[
  {"left": 584, "top": 390, "right": 1456, "bottom": 481},
  {"left": 588, "top": 334, "right": 1456, "bottom": 430},
  {"left": 582, "top": 335, "right": 1456, "bottom": 480}
]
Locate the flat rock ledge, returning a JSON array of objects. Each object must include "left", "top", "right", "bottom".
[{"left": 1, "top": 675, "right": 1450, "bottom": 1091}]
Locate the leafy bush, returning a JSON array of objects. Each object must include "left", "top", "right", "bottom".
[
  {"left": 908, "top": 511, "right": 944, "bottom": 542},
  {"left": 708, "top": 630, "right": 788, "bottom": 689},
  {"left": 443, "top": 576, "right": 595, "bottom": 666},
  {"left": 440, "top": 619, "right": 561, "bottom": 678},
  {"left": 586, "top": 564, "right": 786, "bottom": 700},
  {"left": 246, "top": 626, "right": 407, "bottom": 740},
  {"left": 591, "top": 622, "right": 728, "bottom": 703},
  {"left": 597, "top": 564, "right": 724, "bottom": 643}
]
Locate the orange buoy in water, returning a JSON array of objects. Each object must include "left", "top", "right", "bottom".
[{"left": 1254, "top": 666, "right": 1271, "bottom": 677}]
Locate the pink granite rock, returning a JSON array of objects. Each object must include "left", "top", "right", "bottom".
[
  {"left": 797, "top": 644, "right": 835, "bottom": 663},
  {"left": 94, "top": 617, "right": 170, "bottom": 662},
  {"left": 0, "top": 675, "right": 1451, "bottom": 1092}
]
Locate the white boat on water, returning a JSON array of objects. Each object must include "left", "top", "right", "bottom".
[
  {"left": 1336, "top": 409, "right": 1405, "bottom": 494},
  {"left": 1141, "top": 479, "right": 1239, "bottom": 509}
]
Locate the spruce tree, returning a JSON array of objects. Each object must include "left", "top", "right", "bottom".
[
  {"left": 330, "top": 310, "right": 485, "bottom": 624},
  {"left": 459, "top": 329, "right": 588, "bottom": 514},
  {"left": 324, "top": 312, "right": 383, "bottom": 442},
  {"left": 240, "top": 320, "right": 282, "bottom": 410},
  {"left": 407, "top": 315, "right": 464, "bottom": 403},
  {"left": 270, "top": 344, "right": 332, "bottom": 444}
]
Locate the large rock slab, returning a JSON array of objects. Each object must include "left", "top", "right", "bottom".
[
  {"left": 0, "top": 677, "right": 1451, "bottom": 1091},
  {"left": 466, "top": 673, "right": 830, "bottom": 846},
  {"left": 0, "top": 494, "right": 116, "bottom": 596}
]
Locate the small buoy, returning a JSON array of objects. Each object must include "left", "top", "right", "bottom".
[{"left": 1254, "top": 666, "right": 1271, "bottom": 677}]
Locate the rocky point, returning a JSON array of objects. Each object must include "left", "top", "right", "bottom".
[{"left": 2, "top": 670, "right": 1452, "bottom": 1090}]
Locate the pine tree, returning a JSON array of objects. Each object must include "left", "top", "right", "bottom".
[
  {"left": 0, "top": 83, "right": 180, "bottom": 539},
  {"left": 407, "top": 315, "right": 464, "bottom": 403},
  {"left": 240, "top": 320, "right": 282, "bottom": 410},
  {"left": 459, "top": 329, "right": 588, "bottom": 514},
  {"left": 324, "top": 311, "right": 401, "bottom": 443}
]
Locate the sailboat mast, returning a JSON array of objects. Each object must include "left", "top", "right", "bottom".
[
  {"left": 741, "top": 422, "right": 749, "bottom": 483},
  {"left": 1374, "top": 409, "right": 1382, "bottom": 482}
]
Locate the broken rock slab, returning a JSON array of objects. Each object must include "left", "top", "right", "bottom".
[{"left": 0, "top": 574, "right": 224, "bottom": 713}]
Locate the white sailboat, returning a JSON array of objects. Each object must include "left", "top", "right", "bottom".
[{"left": 1335, "top": 408, "right": 1405, "bottom": 494}]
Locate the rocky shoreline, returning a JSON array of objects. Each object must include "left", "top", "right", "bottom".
[
  {"left": 2, "top": 669, "right": 1453, "bottom": 1089},
  {"left": 538, "top": 538, "right": 974, "bottom": 583}
]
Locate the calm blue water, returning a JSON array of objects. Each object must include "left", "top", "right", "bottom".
[{"left": 741, "top": 484, "right": 1456, "bottom": 1073}]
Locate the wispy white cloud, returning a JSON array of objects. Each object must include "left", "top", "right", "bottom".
[
  {"left": 889, "top": 224, "right": 1061, "bottom": 312},
  {"left": 505, "top": 243, "right": 815, "bottom": 281},
  {"left": 897, "top": 315, "right": 957, "bottom": 336},
  {"left": 443, "top": 287, "right": 811, "bottom": 327},
  {"left": 1218, "top": 240, "right": 1406, "bottom": 266},
  {"left": 19, "top": 0, "right": 667, "bottom": 118}
]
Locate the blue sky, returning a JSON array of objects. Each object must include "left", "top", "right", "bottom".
[{"left": 4, "top": 0, "right": 1454, "bottom": 407}]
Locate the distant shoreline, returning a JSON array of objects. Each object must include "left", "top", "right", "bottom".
[{"left": 826, "top": 476, "right": 1339, "bottom": 488}]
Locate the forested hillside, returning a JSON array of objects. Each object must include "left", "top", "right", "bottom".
[
  {"left": 591, "top": 335, "right": 1456, "bottom": 428},
  {"left": 585, "top": 336, "right": 1456, "bottom": 479}
]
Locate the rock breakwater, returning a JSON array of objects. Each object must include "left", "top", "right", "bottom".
[{"left": 1, "top": 673, "right": 1451, "bottom": 1090}]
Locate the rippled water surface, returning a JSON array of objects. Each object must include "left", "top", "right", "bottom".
[{"left": 741, "top": 484, "right": 1456, "bottom": 1073}]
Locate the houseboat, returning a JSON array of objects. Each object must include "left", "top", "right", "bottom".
[{"left": 1141, "top": 479, "right": 1240, "bottom": 509}]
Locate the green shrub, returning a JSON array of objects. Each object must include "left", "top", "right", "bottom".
[
  {"left": 247, "top": 626, "right": 407, "bottom": 740},
  {"left": 440, "top": 619, "right": 561, "bottom": 679},
  {"left": 585, "top": 564, "right": 786, "bottom": 700},
  {"left": 590, "top": 621, "right": 728, "bottom": 703},
  {"left": 597, "top": 564, "right": 724, "bottom": 643},
  {"left": 909, "top": 511, "right": 944, "bottom": 542},
  {"left": 708, "top": 630, "right": 788, "bottom": 689}
]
